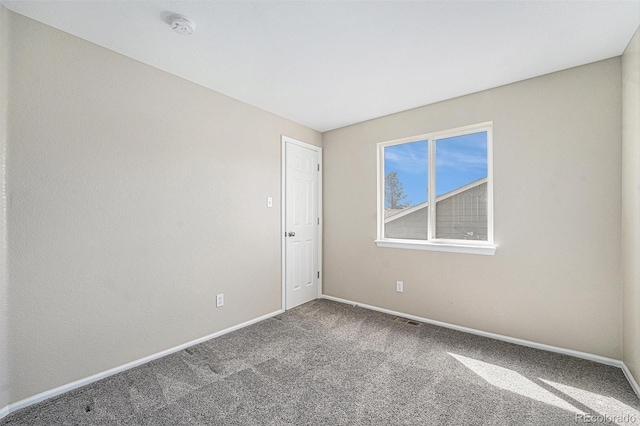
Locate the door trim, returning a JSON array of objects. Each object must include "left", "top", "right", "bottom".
[{"left": 281, "top": 135, "right": 322, "bottom": 311}]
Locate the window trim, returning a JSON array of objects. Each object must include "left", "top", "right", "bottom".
[{"left": 376, "top": 122, "right": 496, "bottom": 255}]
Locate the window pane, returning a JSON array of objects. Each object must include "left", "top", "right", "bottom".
[
  {"left": 435, "top": 132, "right": 488, "bottom": 241},
  {"left": 383, "top": 140, "right": 428, "bottom": 240}
]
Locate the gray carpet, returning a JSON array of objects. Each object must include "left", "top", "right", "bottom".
[{"left": 2, "top": 299, "right": 639, "bottom": 425}]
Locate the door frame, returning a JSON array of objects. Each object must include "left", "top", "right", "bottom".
[{"left": 281, "top": 135, "right": 323, "bottom": 311}]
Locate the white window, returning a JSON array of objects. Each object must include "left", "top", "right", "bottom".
[{"left": 376, "top": 122, "right": 495, "bottom": 255}]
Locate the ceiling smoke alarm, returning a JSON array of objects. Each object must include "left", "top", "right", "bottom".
[{"left": 169, "top": 14, "right": 195, "bottom": 35}]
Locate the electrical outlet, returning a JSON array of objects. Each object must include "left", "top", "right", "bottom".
[
  {"left": 396, "top": 281, "right": 404, "bottom": 292},
  {"left": 216, "top": 294, "right": 224, "bottom": 307}
]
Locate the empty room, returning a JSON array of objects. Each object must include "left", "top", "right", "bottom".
[{"left": 0, "top": 0, "right": 640, "bottom": 424}]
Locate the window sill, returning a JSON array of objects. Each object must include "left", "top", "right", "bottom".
[{"left": 375, "top": 239, "right": 496, "bottom": 255}]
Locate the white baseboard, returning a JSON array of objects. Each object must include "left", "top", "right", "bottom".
[
  {"left": 0, "top": 309, "right": 283, "bottom": 420},
  {"left": 622, "top": 362, "right": 640, "bottom": 398},
  {"left": 321, "top": 295, "right": 623, "bottom": 368},
  {"left": 3, "top": 296, "right": 638, "bottom": 421}
]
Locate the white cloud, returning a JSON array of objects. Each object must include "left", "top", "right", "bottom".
[
  {"left": 384, "top": 141, "right": 428, "bottom": 175},
  {"left": 436, "top": 145, "right": 487, "bottom": 172}
]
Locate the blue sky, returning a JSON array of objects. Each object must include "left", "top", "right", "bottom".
[{"left": 384, "top": 132, "right": 487, "bottom": 207}]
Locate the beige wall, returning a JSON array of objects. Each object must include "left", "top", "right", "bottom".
[
  {"left": 6, "top": 11, "right": 320, "bottom": 403},
  {"left": 0, "top": 4, "right": 10, "bottom": 411},
  {"left": 323, "top": 58, "right": 622, "bottom": 359},
  {"left": 623, "top": 26, "right": 640, "bottom": 384}
]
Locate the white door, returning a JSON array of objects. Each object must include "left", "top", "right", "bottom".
[{"left": 284, "top": 139, "right": 319, "bottom": 309}]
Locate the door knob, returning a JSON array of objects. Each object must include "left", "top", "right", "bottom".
[{"left": 288, "top": 232, "right": 296, "bottom": 237}]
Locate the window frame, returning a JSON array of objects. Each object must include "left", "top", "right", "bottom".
[{"left": 375, "top": 122, "right": 496, "bottom": 255}]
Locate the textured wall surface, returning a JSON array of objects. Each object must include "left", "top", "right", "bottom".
[
  {"left": 623, "top": 26, "right": 640, "bottom": 385},
  {"left": 435, "top": 183, "right": 487, "bottom": 241},
  {"left": 0, "top": 4, "right": 10, "bottom": 412},
  {"left": 385, "top": 183, "right": 488, "bottom": 241},
  {"left": 7, "top": 11, "right": 320, "bottom": 403},
  {"left": 323, "top": 58, "right": 622, "bottom": 359}
]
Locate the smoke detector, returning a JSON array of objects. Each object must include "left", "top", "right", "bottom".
[{"left": 169, "top": 14, "right": 195, "bottom": 35}]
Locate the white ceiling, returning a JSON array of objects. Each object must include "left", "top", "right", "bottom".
[{"left": 3, "top": 1, "right": 640, "bottom": 132}]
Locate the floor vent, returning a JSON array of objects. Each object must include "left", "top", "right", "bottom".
[{"left": 394, "top": 317, "right": 421, "bottom": 326}]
